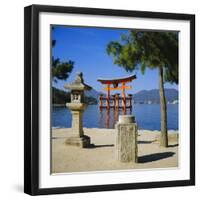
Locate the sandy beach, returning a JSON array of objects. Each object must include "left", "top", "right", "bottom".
[{"left": 51, "top": 128, "right": 178, "bottom": 173}]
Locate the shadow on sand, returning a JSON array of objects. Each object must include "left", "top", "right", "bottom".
[
  {"left": 168, "top": 144, "right": 179, "bottom": 147},
  {"left": 138, "top": 140, "right": 156, "bottom": 144},
  {"left": 138, "top": 152, "right": 175, "bottom": 163},
  {"left": 87, "top": 144, "right": 114, "bottom": 148}
]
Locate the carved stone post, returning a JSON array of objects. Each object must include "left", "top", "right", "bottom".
[{"left": 115, "top": 115, "right": 138, "bottom": 162}]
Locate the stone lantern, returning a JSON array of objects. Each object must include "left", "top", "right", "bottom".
[{"left": 64, "top": 72, "right": 92, "bottom": 148}]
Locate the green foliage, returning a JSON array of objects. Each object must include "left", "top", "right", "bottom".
[
  {"left": 106, "top": 31, "right": 178, "bottom": 83},
  {"left": 52, "top": 40, "right": 56, "bottom": 47},
  {"left": 52, "top": 57, "right": 74, "bottom": 82}
]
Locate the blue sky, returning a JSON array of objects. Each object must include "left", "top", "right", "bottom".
[{"left": 52, "top": 26, "right": 178, "bottom": 94}]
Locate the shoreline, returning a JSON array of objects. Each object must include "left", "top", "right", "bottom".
[
  {"left": 52, "top": 103, "right": 178, "bottom": 106},
  {"left": 52, "top": 104, "right": 65, "bottom": 107},
  {"left": 52, "top": 127, "right": 179, "bottom": 133}
]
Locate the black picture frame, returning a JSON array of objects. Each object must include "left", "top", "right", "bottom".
[{"left": 24, "top": 4, "right": 195, "bottom": 196}]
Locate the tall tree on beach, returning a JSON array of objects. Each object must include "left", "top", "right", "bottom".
[
  {"left": 106, "top": 31, "right": 178, "bottom": 147},
  {"left": 52, "top": 27, "right": 74, "bottom": 82}
]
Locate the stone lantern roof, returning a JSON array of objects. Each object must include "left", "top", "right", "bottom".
[{"left": 64, "top": 72, "right": 92, "bottom": 91}]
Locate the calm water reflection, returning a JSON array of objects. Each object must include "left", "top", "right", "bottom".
[{"left": 52, "top": 104, "right": 178, "bottom": 130}]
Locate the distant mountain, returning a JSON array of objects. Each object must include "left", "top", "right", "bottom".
[
  {"left": 84, "top": 88, "right": 178, "bottom": 104},
  {"left": 52, "top": 87, "right": 97, "bottom": 105},
  {"left": 85, "top": 89, "right": 101, "bottom": 99},
  {"left": 52, "top": 87, "right": 69, "bottom": 105},
  {"left": 133, "top": 89, "right": 178, "bottom": 104},
  {"left": 52, "top": 87, "right": 178, "bottom": 105}
]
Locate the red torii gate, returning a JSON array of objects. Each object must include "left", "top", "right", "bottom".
[{"left": 97, "top": 74, "right": 136, "bottom": 111}]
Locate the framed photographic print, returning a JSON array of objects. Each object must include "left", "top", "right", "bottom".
[{"left": 24, "top": 4, "right": 195, "bottom": 195}]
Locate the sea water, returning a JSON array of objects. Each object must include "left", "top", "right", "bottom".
[{"left": 52, "top": 104, "right": 178, "bottom": 130}]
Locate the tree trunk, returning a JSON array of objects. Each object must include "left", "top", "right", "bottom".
[{"left": 158, "top": 67, "right": 168, "bottom": 147}]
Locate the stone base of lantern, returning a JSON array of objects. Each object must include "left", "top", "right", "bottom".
[{"left": 65, "top": 135, "right": 90, "bottom": 148}]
